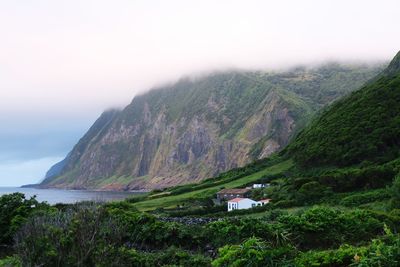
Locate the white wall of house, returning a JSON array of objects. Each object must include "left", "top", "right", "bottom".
[
  {"left": 252, "top": 183, "right": 271, "bottom": 189},
  {"left": 227, "top": 198, "right": 270, "bottom": 211},
  {"left": 228, "top": 198, "right": 258, "bottom": 211}
]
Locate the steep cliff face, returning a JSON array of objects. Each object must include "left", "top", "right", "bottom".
[{"left": 41, "top": 64, "right": 384, "bottom": 190}]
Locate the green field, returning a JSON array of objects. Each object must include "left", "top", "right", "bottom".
[{"left": 133, "top": 160, "right": 293, "bottom": 211}]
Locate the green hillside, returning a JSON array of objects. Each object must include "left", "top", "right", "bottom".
[{"left": 287, "top": 52, "right": 400, "bottom": 168}]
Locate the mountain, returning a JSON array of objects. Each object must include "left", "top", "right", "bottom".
[
  {"left": 41, "top": 64, "right": 384, "bottom": 190},
  {"left": 44, "top": 157, "right": 68, "bottom": 180},
  {"left": 287, "top": 51, "right": 400, "bottom": 168}
]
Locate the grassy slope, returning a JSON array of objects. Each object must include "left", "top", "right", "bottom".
[
  {"left": 133, "top": 160, "right": 293, "bottom": 210},
  {"left": 287, "top": 52, "right": 400, "bottom": 168}
]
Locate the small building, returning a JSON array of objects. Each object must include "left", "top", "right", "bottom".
[
  {"left": 252, "top": 183, "right": 271, "bottom": 189},
  {"left": 227, "top": 198, "right": 257, "bottom": 211},
  {"left": 216, "top": 188, "right": 251, "bottom": 201},
  {"left": 227, "top": 198, "right": 272, "bottom": 212}
]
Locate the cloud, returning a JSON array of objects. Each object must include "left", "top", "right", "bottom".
[{"left": 1, "top": 0, "right": 399, "bottom": 114}]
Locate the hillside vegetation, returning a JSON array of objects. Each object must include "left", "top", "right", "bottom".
[{"left": 288, "top": 51, "right": 400, "bottom": 168}]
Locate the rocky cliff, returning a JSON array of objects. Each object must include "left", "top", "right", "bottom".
[{"left": 41, "top": 64, "right": 384, "bottom": 190}]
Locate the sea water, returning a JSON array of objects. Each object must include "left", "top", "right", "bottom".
[{"left": 0, "top": 187, "right": 142, "bottom": 204}]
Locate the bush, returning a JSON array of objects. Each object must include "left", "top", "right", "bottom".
[
  {"left": 14, "top": 204, "right": 127, "bottom": 267},
  {"left": 354, "top": 226, "right": 400, "bottom": 266},
  {"left": 205, "top": 219, "right": 291, "bottom": 248},
  {"left": 166, "top": 204, "right": 226, "bottom": 217},
  {"left": 0, "top": 193, "right": 51, "bottom": 249},
  {"left": 212, "top": 237, "right": 293, "bottom": 267},
  {"left": 143, "top": 246, "right": 211, "bottom": 267},
  {"left": 0, "top": 256, "right": 22, "bottom": 267},
  {"left": 273, "top": 200, "right": 297, "bottom": 208},
  {"left": 318, "top": 165, "right": 396, "bottom": 192},
  {"left": 295, "top": 244, "right": 365, "bottom": 267},
  {"left": 296, "top": 181, "right": 332, "bottom": 204},
  {"left": 295, "top": 226, "right": 400, "bottom": 267},
  {"left": 278, "top": 207, "right": 382, "bottom": 249},
  {"left": 340, "top": 189, "right": 391, "bottom": 207}
]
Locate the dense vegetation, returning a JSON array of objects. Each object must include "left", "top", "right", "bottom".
[
  {"left": 1, "top": 191, "right": 399, "bottom": 266},
  {"left": 287, "top": 52, "right": 400, "bottom": 168}
]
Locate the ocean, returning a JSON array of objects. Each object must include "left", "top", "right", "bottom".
[{"left": 0, "top": 187, "right": 143, "bottom": 205}]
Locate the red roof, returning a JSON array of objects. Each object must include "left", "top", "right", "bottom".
[
  {"left": 259, "top": 199, "right": 271, "bottom": 203},
  {"left": 228, "top": 198, "right": 247, "bottom": 202}
]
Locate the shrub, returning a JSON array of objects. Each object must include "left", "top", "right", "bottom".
[
  {"left": 144, "top": 246, "right": 211, "bottom": 267},
  {"left": 14, "top": 204, "right": 127, "bottom": 267},
  {"left": 296, "top": 181, "right": 332, "bottom": 204},
  {"left": 278, "top": 207, "right": 382, "bottom": 249},
  {"left": 212, "top": 237, "right": 293, "bottom": 267},
  {"left": 340, "top": 189, "right": 391, "bottom": 207},
  {"left": 0, "top": 193, "right": 51, "bottom": 249},
  {"left": 295, "top": 244, "right": 366, "bottom": 267},
  {"left": 295, "top": 226, "right": 400, "bottom": 267},
  {"left": 273, "top": 200, "right": 297, "bottom": 208},
  {"left": 0, "top": 256, "right": 22, "bottom": 267},
  {"left": 166, "top": 204, "right": 226, "bottom": 217},
  {"left": 318, "top": 165, "right": 396, "bottom": 193},
  {"left": 354, "top": 226, "right": 400, "bottom": 267},
  {"left": 205, "top": 218, "right": 291, "bottom": 248}
]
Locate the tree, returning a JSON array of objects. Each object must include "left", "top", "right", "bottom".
[{"left": 0, "top": 193, "right": 49, "bottom": 250}]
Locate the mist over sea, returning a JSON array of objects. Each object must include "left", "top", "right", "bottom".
[{"left": 0, "top": 187, "right": 141, "bottom": 204}]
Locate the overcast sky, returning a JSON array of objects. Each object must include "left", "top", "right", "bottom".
[{"left": 0, "top": 0, "right": 399, "bottom": 186}]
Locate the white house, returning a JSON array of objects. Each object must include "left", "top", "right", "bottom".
[
  {"left": 252, "top": 183, "right": 271, "bottom": 189},
  {"left": 227, "top": 198, "right": 271, "bottom": 211},
  {"left": 227, "top": 198, "right": 256, "bottom": 211}
]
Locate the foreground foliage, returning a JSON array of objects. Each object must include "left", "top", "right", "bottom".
[
  {"left": 1, "top": 191, "right": 399, "bottom": 266},
  {"left": 0, "top": 193, "right": 51, "bottom": 253}
]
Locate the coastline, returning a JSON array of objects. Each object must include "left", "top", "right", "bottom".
[
  {"left": 0, "top": 187, "right": 146, "bottom": 205},
  {"left": 20, "top": 184, "right": 150, "bottom": 193}
]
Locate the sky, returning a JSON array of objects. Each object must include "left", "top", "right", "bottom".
[{"left": 0, "top": 0, "right": 399, "bottom": 186}]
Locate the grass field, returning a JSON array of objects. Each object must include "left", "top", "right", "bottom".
[{"left": 133, "top": 160, "right": 293, "bottom": 211}]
